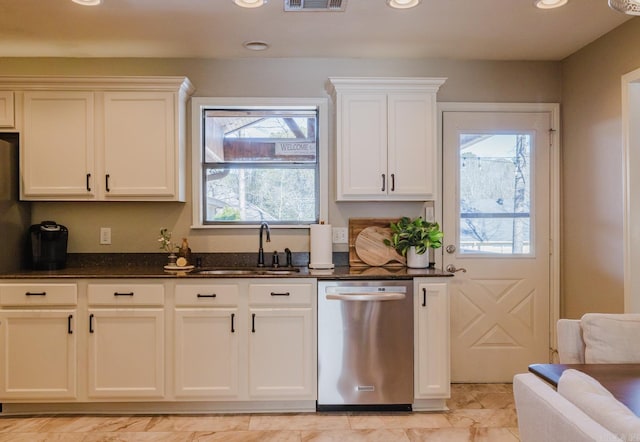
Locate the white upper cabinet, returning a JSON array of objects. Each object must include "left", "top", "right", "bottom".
[
  {"left": 102, "top": 91, "right": 177, "bottom": 199},
  {"left": 0, "top": 91, "right": 15, "bottom": 127},
  {"left": 328, "top": 77, "right": 446, "bottom": 201},
  {"left": 0, "top": 76, "right": 194, "bottom": 201},
  {"left": 22, "top": 91, "right": 96, "bottom": 199}
]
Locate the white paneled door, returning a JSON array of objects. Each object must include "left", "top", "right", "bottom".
[{"left": 442, "top": 110, "right": 554, "bottom": 382}]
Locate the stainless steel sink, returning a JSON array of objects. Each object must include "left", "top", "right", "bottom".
[{"left": 193, "top": 267, "right": 300, "bottom": 276}]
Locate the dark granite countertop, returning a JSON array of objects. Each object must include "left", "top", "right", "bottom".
[
  {"left": 0, "top": 253, "right": 452, "bottom": 280},
  {"left": 0, "top": 265, "right": 451, "bottom": 280}
]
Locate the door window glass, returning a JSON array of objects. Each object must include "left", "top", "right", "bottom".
[{"left": 458, "top": 133, "right": 532, "bottom": 255}]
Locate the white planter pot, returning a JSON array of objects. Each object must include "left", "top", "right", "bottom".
[{"left": 407, "top": 247, "right": 429, "bottom": 268}]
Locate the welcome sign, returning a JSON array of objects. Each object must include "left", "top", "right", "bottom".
[{"left": 275, "top": 142, "right": 315, "bottom": 156}]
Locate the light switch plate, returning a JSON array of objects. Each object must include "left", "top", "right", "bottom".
[{"left": 100, "top": 227, "right": 111, "bottom": 245}]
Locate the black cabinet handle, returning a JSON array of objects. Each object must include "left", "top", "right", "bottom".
[
  {"left": 251, "top": 313, "right": 256, "bottom": 333},
  {"left": 197, "top": 293, "right": 217, "bottom": 298},
  {"left": 381, "top": 173, "right": 386, "bottom": 192},
  {"left": 114, "top": 292, "right": 134, "bottom": 297},
  {"left": 86, "top": 173, "right": 92, "bottom": 192},
  {"left": 89, "top": 314, "right": 94, "bottom": 333},
  {"left": 270, "top": 292, "right": 290, "bottom": 297},
  {"left": 68, "top": 315, "right": 73, "bottom": 334},
  {"left": 25, "top": 292, "right": 46, "bottom": 296},
  {"left": 391, "top": 173, "right": 395, "bottom": 192},
  {"left": 231, "top": 313, "right": 235, "bottom": 333},
  {"left": 105, "top": 174, "right": 110, "bottom": 192},
  {"left": 422, "top": 288, "right": 427, "bottom": 307}
]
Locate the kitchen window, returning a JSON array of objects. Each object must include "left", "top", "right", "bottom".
[{"left": 191, "top": 98, "right": 328, "bottom": 228}]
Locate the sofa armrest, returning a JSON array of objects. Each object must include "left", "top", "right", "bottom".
[
  {"left": 557, "top": 319, "right": 585, "bottom": 363},
  {"left": 513, "top": 373, "right": 621, "bottom": 442}
]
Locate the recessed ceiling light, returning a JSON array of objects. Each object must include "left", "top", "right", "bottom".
[
  {"left": 609, "top": 0, "right": 640, "bottom": 15},
  {"left": 243, "top": 41, "right": 270, "bottom": 51},
  {"left": 71, "top": 0, "right": 102, "bottom": 5},
  {"left": 386, "top": 0, "right": 421, "bottom": 9},
  {"left": 534, "top": 0, "right": 568, "bottom": 9},
  {"left": 233, "top": 0, "right": 268, "bottom": 8}
]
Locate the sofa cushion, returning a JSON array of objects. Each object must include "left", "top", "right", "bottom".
[
  {"left": 581, "top": 313, "right": 640, "bottom": 363},
  {"left": 558, "top": 369, "right": 640, "bottom": 441}
]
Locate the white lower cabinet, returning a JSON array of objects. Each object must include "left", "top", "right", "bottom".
[
  {"left": 247, "top": 282, "right": 316, "bottom": 400},
  {"left": 173, "top": 280, "right": 316, "bottom": 402},
  {"left": 86, "top": 283, "right": 165, "bottom": 399},
  {"left": 248, "top": 307, "right": 314, "bottom": 399},
  {"left": 0, "top": 277, "right": 464, "bottom": 413},
  {"left": 173, "top": 283, "right": 240, "bottom": 399},
  {"left": 0, "top": 283, "right": 78, "bottom": 401},
  {"left": 414, "top": 279, "right": 450, "bottom": 406}
]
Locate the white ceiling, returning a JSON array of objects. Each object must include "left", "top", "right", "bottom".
[{"left": 0, "top": 0, "right": 633, "bottom": 61}]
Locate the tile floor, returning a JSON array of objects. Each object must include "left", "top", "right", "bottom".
[{"left": 0, "top": 384, "right": 519, "bottom": 441}]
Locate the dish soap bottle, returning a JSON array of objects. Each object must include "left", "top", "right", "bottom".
[{"left": 178, "top": 238, "right": 192, "bottom": 265}]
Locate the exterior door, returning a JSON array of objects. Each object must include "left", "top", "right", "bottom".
[{"left": 443, "top": 110, "right": 553, "bottom": 382}]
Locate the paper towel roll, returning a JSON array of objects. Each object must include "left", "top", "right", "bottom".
[{"left": 309, "top": 224, "right": 334, "bottom": 269}]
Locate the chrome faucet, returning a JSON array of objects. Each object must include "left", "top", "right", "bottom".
[{"left": 257, "top": 221, "right": 271, "bottom": 267}]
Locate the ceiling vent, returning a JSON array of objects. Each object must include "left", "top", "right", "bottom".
[{"left": 284, "top": 0, "right": 347, "bottom": 12}]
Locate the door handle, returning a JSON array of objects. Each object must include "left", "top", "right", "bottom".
[
  {"left": 446, "top": 264, "right": 467, "bottom": 273},
  {"left": 445, "top": 244, "right": 456, "bottom": 254}
]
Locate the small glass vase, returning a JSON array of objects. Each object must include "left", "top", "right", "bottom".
[
  {"left": 167, "top": 253, "right": 178, "bottom": 266},
  {"left": 407, "top": 246, "right": 429, "bottom": 268}
]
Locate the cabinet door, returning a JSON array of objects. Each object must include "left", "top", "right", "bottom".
[
  {"left": 22, "top": 91, "right": 95, "bottom": 199},
  {"left": 388, "top": 93, "right": 437, "bottom": 199},
  {"left": 0, "top": 310, "right": 77, "bottom": 400},
  {"left": 248, "top": 308, "right": 315, "bottom": 399},
  {"left": 87, "top": 308, "right": 164, "bottom": 399},
  {"left": 0, "top": 91, "right": 14, "bottom": 127},
  {"left": 174, "top": 308, "right": 240, "bottom": 399},
  {"left": 336, "top": 93, "right": 388, "bottom": 200},
  {"left": 102, "top": 91, "right": 177, "bottom": 199},
  {"left": 415, "top": 282, "right": 450, "bottom": 398}
]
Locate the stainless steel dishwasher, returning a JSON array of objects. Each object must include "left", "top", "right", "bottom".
[{"left": 317, "top": 280, "right": 413, "bottom": 411}]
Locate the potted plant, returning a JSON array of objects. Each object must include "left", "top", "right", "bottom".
[{"left": 384, "top": 216, "right": 444, "bottom": 268}]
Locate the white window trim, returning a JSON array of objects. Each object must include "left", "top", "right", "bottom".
[{"left": 190, "top": 96, "right": 329, "bottom": 229}]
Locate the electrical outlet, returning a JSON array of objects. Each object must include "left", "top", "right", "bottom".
[
  {"left": 332, "top": 227, "right": 348, "bottom": 244},
  {"left": 100, "top": 227, "right": 111, "bottom": 245}
]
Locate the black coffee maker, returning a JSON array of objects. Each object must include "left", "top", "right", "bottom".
[{"left": 28, "top": 221, "right": 68, "bottom": 270}]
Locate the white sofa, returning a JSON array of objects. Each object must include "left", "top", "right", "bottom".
[{"left": 514, "top": 314, "right": 640, "bottom": 442}]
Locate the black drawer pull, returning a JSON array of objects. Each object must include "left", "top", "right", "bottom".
[
  {"left": 68, "top": 315, "right": 73, "bottom": 334},
  {"left": 25, "top": 292, "right": 46, "bottom": 296},
  {"left": 197, "top": 293, "right": 217, "bottom": 298},
  {"left": 422, "top": 288, "right": 427, "bottom": 307},
  {"left": 270, "top": 292, "right": 290, "bottom": 297},
  {"left": 231, "top": 313, "right": 235, "bottom": 333},
  {"left": 391, "top": 173, "right": 395, "bottom": 192},
  {"left": 89, "top": 313, "right": 94, "bottom": 333},
  {"left": 105, "top": 174, "right": 111, "bottom": 192},
  {"left": 252, "top": 313, "right": 256, "bottom": 333},
  {"left": 114, "top": 292, "right": 134, "bottom": 297},
  {"left": 381, "top": 173, "right": 386, "bottom": 192},
  {"left": 86, "top": 173, "right": 91, "bottom": 192}
]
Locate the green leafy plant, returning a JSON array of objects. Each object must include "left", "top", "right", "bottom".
[
  {"left": 384, "top": 216, "right": 444, "bottom": 256},
  {"left": 158, "top": 228, "right": 178, "bottom": 253}
]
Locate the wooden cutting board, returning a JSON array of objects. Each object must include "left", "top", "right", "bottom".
[
  {"left": 349, "top": 218, "right": 405, "bottom": 267},
  {"left": 355, "top": 226, "right": 406, "bottom": 267}
]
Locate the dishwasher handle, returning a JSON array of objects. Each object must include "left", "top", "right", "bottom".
[{"left": 326, "top": 292, "right": 406, "bottom": 302}]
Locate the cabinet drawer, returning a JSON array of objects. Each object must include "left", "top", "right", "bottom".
[
  {"left": 88, "top": 284, "right": 164, "bottom": 306},
  {"left": 249, "top": 283, "right": 313, "bottom": 306},
  {"left": 175, "top": 284, "right": 239, "bottom": 307},
  {"left": 0, "top": 283, "right": 77, "bottom": 306}
]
